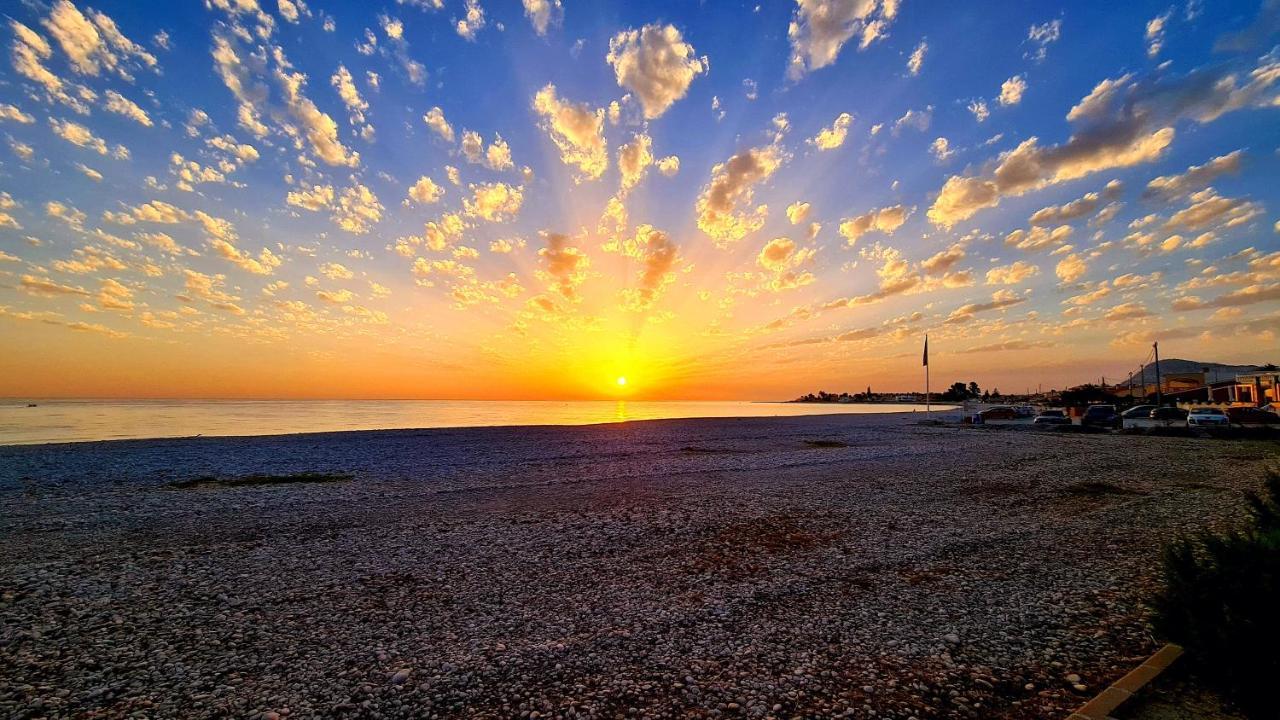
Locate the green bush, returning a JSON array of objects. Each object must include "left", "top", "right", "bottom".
[{"left": 1149, "top": 470, "right": 1280, "bottom": 719}]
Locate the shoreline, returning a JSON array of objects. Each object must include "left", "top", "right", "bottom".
[
  {"left": 0, "top": 402, "right": 956, "bottom": 449},
  {"left": 2, "top": 413, "right": 1273, "bottom": 718}
]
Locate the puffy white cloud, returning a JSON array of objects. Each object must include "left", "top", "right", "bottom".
[
  {"left": 757, "top": 236, "right": 817, "bottom": 292},
  {"left": 606, "top": 24, "right": 707, "bottom": 119},
  {"left": 617, "top": 133, "right": 654, "bottom": 192},
  {"left": 103, "top": 90, "right": 152, "bottom": 126},
  {"left": 787, "top": 0, "right": 899, "bottom": 79},
  {"left": 838, "top": 205, "right": 907, "bottom": 245},
  {"left": 1055, "top": 252, "right": 1088, "bottom": 283},
  {"left": 695, "top": 144, "right": 784, "bottom": 246},
  {"left": 927, "top": 56, "right": 1280, "bottom": 226},
  {"left": 907, "top": 40, "right": 926, "bottom": 75},
  {"left": 1028, "top": 179, "right": 1123, "bottom": 225},
  {"left": 967, "top": 99, "right": 989, "bottom": 123},
  {"left": 786, "top": 201, "right": 812, "bottom": 225},
  {"left": 287, "top": 184, "right": 335, "bottom": 211},
  {"left": 0, "top": 103, "right": 35, "bottom": 123},
  {"left": 810, "top": 112, "right": 852, "bottom": 149},
  {"left": 998, "top": 75, "right": 1026, "bottom": 106},
  {"left": 463, "top": 182, "right": 524, "bottom": 222},
  {"left": 320, "top": 262, "right": 353, "bottom": 280},
  {"left": 985, "top": 260, "right": 1040, "bottom": 285},
  {"left": 891, "top": 105, "right": 931, "bottom": 134},
  {"left": 423, "top": 106, "right": 455, "bottom": 143},
  {"left": 407, "top": 176, "right": 444, "bottom": 204},
  {"left": 1163, "top": 188, "right": 1262, "bottom": 232},
  {"left": 656, "top": 155, "right": 680, "bottom": 177},
  {"left": 522, "top": 0, "right": 562, "bottom": 36},
  {"left": 49, "top": 118, "right": 116, "bottom": 155},
  {"left": 929, "top": 137, "right": 953, "bottom": 161},
  {"left": 1144, "top": 150, "right": 1244, "bottom": 199},
  {"left": 455, "top": 0, "right": 486, "bottom": 41},
  {"left": 1145, "top": 10, "right": 1171, "bottom": 58},
  {"left": 331, "top": 65, "right": 373, "bottom": 138},
  {"left": 1005, "top": 224, "right": 1072, "bottom": 252},
  {"left": 945, "top": 290, "right": 1027, "bottom": 324},
  {"left": 531, "top": 84, "right": 607, "bottom": 181},
  {"left": 43, "top": 1, "right": 157, "bottom": 80},
  {"left": 333, "top": 183, "right": 383, "bottom": 234}
]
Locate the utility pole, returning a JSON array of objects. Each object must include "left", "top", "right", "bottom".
[
  {"left": 1140, "top": 361, "right": 1147, "bottom": 402},
  {"left": 1128, "top": 372, "right": 1134, "bottom": 399},
  {"left": 1153, "top": 341, "right": 1162, "bottom": 406}
]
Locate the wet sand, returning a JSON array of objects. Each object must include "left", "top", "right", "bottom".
[{"left": 0, "top": 413, "right": 1274, "bottom": 719}]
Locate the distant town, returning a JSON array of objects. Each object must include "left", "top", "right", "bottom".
[{"left": 791, "top": 358, "right": 1280, "bottom": 411}]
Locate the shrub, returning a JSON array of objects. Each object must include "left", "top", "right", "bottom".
[{"left": 1149, "top": 470, "right": 1280, "bottom": 719}]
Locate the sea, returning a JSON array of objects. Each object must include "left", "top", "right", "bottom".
[{"left": 0, "top": 399, "right": 944, "bottom": 446}]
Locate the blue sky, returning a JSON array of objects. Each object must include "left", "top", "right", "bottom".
[{"left": 0, "top": 0, "right": 1278, "bottom": 399}]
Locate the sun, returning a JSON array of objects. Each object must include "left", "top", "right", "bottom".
[{"left": 616, "top": 376, "right": 627, "bottom": 386}]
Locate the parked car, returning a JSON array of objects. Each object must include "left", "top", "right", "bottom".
[
  {"left": 1226, "top": 407, "right": 1280, "bottom": 425},
  {"left": 1080, "top": 404, "right": 1120, "bottom": 429},
  {"left": 1150, "top": 407, "right": 1189, "bottom": 424},
  {"left": 1187, "top": 407, "right": 1231, "bottom": 427},
  {"left": 1121, "top": 404, "right": 1157, "bottom": 419},
  {"left": 1014, "top": 405, "right": 1037, "bottom": 418},
  {"left": 1033, "top": 409, "right": 1071, "bottom": 425},
  {"left": 979, "top": 406, "right": 1019, "bottom": 421}
]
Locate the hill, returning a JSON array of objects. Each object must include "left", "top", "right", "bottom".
[{"left": 1135, "top": 358, "right": 1273, "bottom": 383}]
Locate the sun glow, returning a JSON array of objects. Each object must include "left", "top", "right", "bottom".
[{"left": 616, "top": 376, "right": 627, "bottom": 386}]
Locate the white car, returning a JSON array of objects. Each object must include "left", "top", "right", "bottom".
[{"left": 1186, "top": 407, "right": 1230, "bottom": 427}]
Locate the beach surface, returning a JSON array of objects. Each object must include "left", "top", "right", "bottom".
[{"left": 0, "top": 413, "right": 1273, "bottom": 719}]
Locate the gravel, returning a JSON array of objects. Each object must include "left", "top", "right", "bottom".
[{"left": 0, "top": 413, "right": 1274, "bottom": 719}]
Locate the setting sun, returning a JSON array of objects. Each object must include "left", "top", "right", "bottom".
[{"left": 616, "top": 376, "right": 628, "bottom": 386}]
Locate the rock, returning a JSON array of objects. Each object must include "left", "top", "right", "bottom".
[
  {"left": 390, "top": 669, "right": 411, "bottom": 685},
  {"left": 943, "top": 634, "right": 961, "bottom": 645}
]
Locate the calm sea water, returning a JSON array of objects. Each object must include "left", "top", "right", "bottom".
[{"left": 0, "top": 399, "right": 944, "bottom": 446}]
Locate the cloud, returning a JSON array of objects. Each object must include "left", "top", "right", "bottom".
[
  {"left": 331, "top": 65, "right": 373, "bottom": 139},
  {"left": 606, "top": 24, "right": 707, "bottom": 119},
  {"left": 463, "top": 182, "right": 523, "bottom": 222},
  {"left": 320, "top": 262, "right": 353, "bottom": 280},
  {"left": 0, "top": 103, "right": 34, "bottom": 123},
  {"left": 959, "top": 339, "right": 1055, "bottom": 354},
  {"left": 1144, "top": 150, "right": 1244, "bottom": 199},
  {"left": 617, "top": 133, "right": 654, "bottom": 191},
  {"left": 892, "top": 105, "right": 931, "bottom": 134},
  {"left": 407, "top": 176, "right": 444, "bottom": 204},
  {"left": 945, "top": 289, "right": 1027, "bottom": 324},
  {"left": 522, "top": 0, "right": 562, "bottom": 36},
  {"left": 929, "top": 137, "right": 953, "bottom": 162},
  {"left": 810, "top": 112, "right": 853, "bottom": 149},
  {"left": 1029, "top": 179, "right": 1123, "bottom": 225},
  {"left": 50, "top": 118, "right": 110, "bottom": 155},
  {"left": 928, "top": 57, "right": 1279, "bottom": 227},
  {"left": 532, "top": 84, "right": 608, "bottom": 181},
  {"left": 1026, "top": 19, "right": 1061, "bottom": 61},
  {"left": 920, "top": 243, "right": 966, "bottom": 276},
  {"left": 622, "top": 225, "right": 679, "bottom": 310},
  {"left": 1145, "top": 10, "right": 1171, "bottom": 58},
  {"left": 211, "top": 34, "right": 358, "bottom": 167},
  {"left": 455, "top": 0, "right": 486, "bottom": 41},
  {"left": 423, "top": 106, "right": 455, "bottom": 143},
  {"left": 656, "top": 155, "right": 680, "bottom": 176},
  {"left": 998, "top": 75, "right": 1026, "bottom": 106},
  {"left": 536, "top": 232, "right": 589, "bottom": 302},
  {"left": 695, "top": 144, "right": 784, "bottom": 246},
  {"left": 787, "top": 202, "right": 812, "bottom": 225},
  {"left": 10, "top": 20, "right": 90, "bottom": 113},
  {"left": 787, "top": 0, "right": 899, "bottom": 79},
  {"left": 967, "top": 100, "right": 989, "bottom": 123},
  {"left": 287, "top": 184, "right": 335, "bottom": 211},
  {"left": 838, "top": 205, "right": 907, "bottom": 245},
  {"left": 985, "top": 261, "right": 1040, "bottom": 285},
  {"left": 756, "top": 236, "right": 817, "bottom": 292},
  {"left": 1173, "top": 283, "right": 1280, "bottom": 311},
  {"left": 21, "top": 273, "right": 90, "bottom": 297},
  {"left": 334, "top": 183, "right": 383, "bottom": 234},
  {"left": 1055, "top": 252, "right": 1088, "bottom": 283},
  {"left": 1163, "top": 188, "right": 1262, "bottom": 232},
  {"left": 1005, "top": 224, "right": 1072, "bottom": 252},
  {"left": 907, "top": 40, "right": 926, "bottom": 75},
  {"left": 1104, "top": 301, "right": 1151, "bottom": 320},
  {"left": 103, "top": 90, "right": 151, "bottom": 126},
  {"left": 43, "top": 1, "right": 157, "bottom": 80}
]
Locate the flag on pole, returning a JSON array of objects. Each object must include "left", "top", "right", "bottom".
[{"left": 922, "top": 335, "right": 928, "bottom": 366}]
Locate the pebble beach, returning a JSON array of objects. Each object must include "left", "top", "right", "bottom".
[{"left": 0, "top": 413, "right": 1274, "bottom": 719}]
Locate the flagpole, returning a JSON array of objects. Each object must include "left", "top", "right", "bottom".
[{"left": 924, "top": 334, "right": 930, "bottom": 418}]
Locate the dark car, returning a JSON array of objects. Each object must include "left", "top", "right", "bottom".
[
  {"left": 1033, "top": 409, "right": 1071, "bottom": 425},
  {"left": 979, "top": 406, "right": 1019, "bottom": 421},
  {"left": 1121, "top": 404, "right": 1157, "bottom": 419},
  {"left": 1149, "top": 406, "right": 1189, "bottom": 424},
  {"left": 1226, "top": 407, "right": 1280, "bottom": 426},
  {"left": 1080, "top": 404, "right": 1120, "bottom": 429}
]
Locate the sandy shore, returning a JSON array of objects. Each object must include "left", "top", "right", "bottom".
[{"left": 1, "top": 413, "right": 1275, "bottom": 719}]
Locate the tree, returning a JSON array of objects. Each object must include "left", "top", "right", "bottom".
[{"left": 968, "top": 381, "right": 981, "bottom": 398}]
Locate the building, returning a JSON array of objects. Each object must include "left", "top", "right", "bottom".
[{"left": 1231, "top": 371, "right": 1280, "bottom": 406}]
